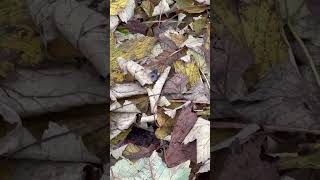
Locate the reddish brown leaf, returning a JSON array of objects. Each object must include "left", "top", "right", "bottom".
[
  {"left": 163, "top": 73, "right": 188, "bottom": 98},
  {"left": 165, "top": 141, "right": 197, "bottom": 167},
  {"left": 124, "top": 20, "right": 149, "bottom": 35},
  {"left": 165, "top": 105, "right": 198, "bottom": 167}
]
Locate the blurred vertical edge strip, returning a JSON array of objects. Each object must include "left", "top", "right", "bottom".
[
  {"left": 106, "top": 0, "right": 111, "bottom": 178},
  {"left": 210, "top": 0, "right": 214, "bottom": 178}
]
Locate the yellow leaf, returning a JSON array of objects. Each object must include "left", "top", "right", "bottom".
[
  {"left": 110, "top": 0, "right": 128, "bottom": 16},
  {"left": 174, "top": 61, "right": 201, "bottom": 87},
  {"left": 111, "top": 127, "right": 132, "bottom": 145},
  {"left": 155, "top": 109, "right": 175, "bottom": 139},
  {"left": 240, "top": 0, "right": 288, "bottom": 84},
  {"left": 123, "top": 143, "right": 142, "bottom": 155},
  {"left": 141, "top": 0, "right": 154, "bottom": 17},
  {"left": 193, "top": 16, "right": 207, "bottom": 35},
  {"left": 110, "top": 34, "right": 157, "bottom": 84}
]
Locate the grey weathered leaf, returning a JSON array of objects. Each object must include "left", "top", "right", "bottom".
[
  {"left": 27, "top": 0, "right": 108, "bottom": 77},
  {"left": 0, "top": 65, "right": 105, "bottom": 117}
]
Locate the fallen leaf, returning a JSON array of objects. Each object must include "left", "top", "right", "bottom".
[
  {"left": 118, "top": 0, "right": 135, "bottom": 23},
  {"left": 110, "top": 83, "right": 147, "bottom": 101},
  {"left": 126, "top": 60, "right": 153, "bottom": 86},
  {"left": 111, "top": 144, "right": 128, "bottom": 159},
  {"left": 184, "top": 80, "right": 210, "bottom": 104},
  {"left": 183, "top": 117, "right": 210, "bottom": 163},
  {"left": 165, "top": 105, "right": 198, "bottom": 167},
  {"left": 111, "top": 150, "right": 191, "bottom": 179},
  {"left": 163, "top": 73, "right": 188, "bottom": 99},
  {"left": 152, "top": 0, "right": 171, "bottom": 16},
  {"left": 110, "top": 101, "right": 140, "bottom": 139},
  {"left": 146, "top": 66, "right": 171, "bottom": 113},
  {"left": 176, "top": 0, "right": 208, "bottom": 14},
  {"left": 215, "top": 136, "right": 280, "bottom": 180},
  {"left": 174, "top": 61, "right": 201, "bottom": 87},
  {"left": 110, "top": 0, "right": 129, "bottom": 15},
  {"left": 155, "top": 109, "right": 176, "bottom": 139},
  {"left": 212, "top": 124, "right": 260, "bottom": 152}
]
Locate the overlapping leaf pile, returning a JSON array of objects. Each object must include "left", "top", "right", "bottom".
[
  {"left": 110, "top": 0, "right": 210, "bottom": 179},
  {"left": 0, "top": 0, "right": 107, "bottom": 179},
  {"left": 212, "top": 0, "right": 320, "bottom": 179}
]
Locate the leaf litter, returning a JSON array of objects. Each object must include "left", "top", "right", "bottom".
[
  {"left": 110, "top": 0, "right": 210, "bottom": 179},
  {"left": 0, "top": 0, "right": 108, "bottom": 179},
  {"left": 213, "top": 0, "right": 320, "bottom": 179}
]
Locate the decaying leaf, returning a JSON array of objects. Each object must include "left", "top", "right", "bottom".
[
  {"left": 111, "top": 151, "right": 191, "bottom": 179},
  {"left": 111, "top": 101, "right": 140, "bottom": 139},
  {"left": 111, "top": 144, "right": 128, "bottom": 159},
  {"left": 176, "top": 0, "right": 208, "bottom": 14},
  {"left": 110, "top": 0, "right": 210, "bottom": 176},
  {"left": 174, "top": 61, "right": 201, "bottom": 87},
  {"left": 126, "top": 60, "right": 153, "bottom": 86},
  {"left": 165, "top": 105, "right": 198, "bottom": 167},
  {"left": 110, "top": 0, "right": 129, "bottom": 15},
  {"left": 163, "top": 73, "right": 188, "bottom": 99},
  {"left": 155, "top": 109, "right": 176, "bottom": 139},
  {"left": 111, "top": 83, "right": 147, "bottom": 101},
  {"left": 152, "top": 0, "right": 171, "bottom": 16},
  {"left": 146, "top": 66, "right": 171, "bottom": 113},
  {"left": 183, "top": 117, "right": 210, "bottom": 164}
]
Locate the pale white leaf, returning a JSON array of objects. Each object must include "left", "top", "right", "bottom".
[
  {"left": 110, "top": 16, "right": 120, "bottom": 32},
  {"left": 111, "top": 144, "right": 128, "bottom": 159},
  {"left": 197, "top": 160, "right": 210, "bottom": 173},
  {"left": 112, "top": 100, "right": 141, "bottom": 113},
  {"left": 151, "top": 44, "right": 164, "bottom": 58},
  {"left": 110, "top": 101, "right": 122, "bottom": 111},
  {"left": 127, "top": 60, "right": 153, "bottom": 86},
  {"left": 164, "top": 101, "right": 191, "bottom": 118},
  {"left": 118, "top": 0, "right": 136, "bottom": 23},
  {"left": 180, "top": 54, "right": 191, "bottom": 62},
  {"left": 110, "top": 83, "right": 147, "bottom": 101},
  {"left": 178, "top": 13, "right": 187, "bottom": 26},
  {"left": 159, "top": 96, "right": 171, "bottom": 107},
  {"left": 183, "top": 117, "right": 210, "bottom": 164},
  {"left": 184, "top": 80, "right": 210, "bottom": 104},
  {"left": 147, "top": 66, "right": 171, "bottom": 113},
  {"left": 195, "top": 0, "right": 210, "bottom": 5},
  {"left": 110, "top": 151, "right": 191, "bottom": 180},
  {"left": 140, "top": 113, "right": 157, "bottom": 123},
  {"left": 152, "top": 0, "right": 171, "bottom": 16}
]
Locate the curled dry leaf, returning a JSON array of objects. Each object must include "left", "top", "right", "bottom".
[
  {"left": 110, "top": 83, "right": 147, "bottom": 101},
  {"left": 126, "top": 60, "right": 153, "bottom": 86},
  {"left": 147, "top": 66, "right": 171, "bottom": 113},
  {"left": 111, "top": 101, "right": 140, "bottom": 139},
  {"left": 27, "top": 0, "right": 108, "bottom": 77}
]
